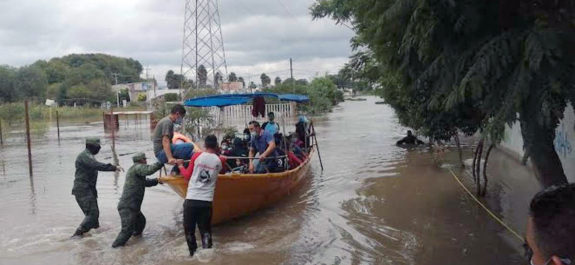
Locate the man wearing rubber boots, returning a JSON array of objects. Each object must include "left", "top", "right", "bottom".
[
  {"left": 72, "top": 137, "right": 122, "bottom": 237},
  {"left": 112, "top": 153, "right": 163, "bottom": 248}
]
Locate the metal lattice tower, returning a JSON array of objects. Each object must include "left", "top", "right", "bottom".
[{"left": 180, "top": 0, "right": 228, "bottom": 92}]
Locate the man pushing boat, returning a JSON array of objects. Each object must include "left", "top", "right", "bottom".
[
  {"left": 176, "top": 135, "right": 223, "bottom": 256},
  {"left": 112, "top": 153, "right": 163, "bottom": 248}
]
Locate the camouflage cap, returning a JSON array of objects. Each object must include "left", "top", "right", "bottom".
[
  {"left": 85, "top": 137, "right": 101, "bottom": 145},
  {"left": 132, "top": 152, "right": 147, "bottom": 162}
]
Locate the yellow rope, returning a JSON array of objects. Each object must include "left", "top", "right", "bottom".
[{"left": 448, "top": 168, "right": 524, "bottom": 242}]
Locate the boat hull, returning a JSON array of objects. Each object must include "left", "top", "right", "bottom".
[{"left": 159, "top": 150, "right": 313, "bottom": 225}]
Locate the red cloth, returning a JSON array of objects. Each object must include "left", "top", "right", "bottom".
[
  {"left": 288, "top": 151, "right": 303, "bottom": 169},
  {"left": 179, "top": 152, "right": 227, "bottom": 181},
  {"left": 251, "top": 96, "right": 266, "bottom": 117}
]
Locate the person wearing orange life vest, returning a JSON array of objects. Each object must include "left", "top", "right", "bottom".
[{"left": 173, "top": 132, "right": 192, "bottom": 144}]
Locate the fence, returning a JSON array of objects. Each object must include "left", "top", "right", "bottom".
[
  {"left": 205, "top": 102, "right": 296, "bottom": 127},
  {"left": 187, "top": 102, "right": 297, "bottom": 139}
]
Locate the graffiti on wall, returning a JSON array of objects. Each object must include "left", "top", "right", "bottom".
[{"left": 555, "top": 124, "right": 573, "bottom": 158}]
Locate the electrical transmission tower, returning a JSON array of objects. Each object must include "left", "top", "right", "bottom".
[{"left": 180, "top": 0, "right": 228, "bottom": 93}]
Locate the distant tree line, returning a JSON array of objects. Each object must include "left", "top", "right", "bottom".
[
  {"left": 265, "top": 76, "right": 343, "bottom": 114},
  {"left": 0, "top": 53, "right": 143, "bottom": 105}
]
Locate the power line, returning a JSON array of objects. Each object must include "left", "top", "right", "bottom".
[{"left": 276, "top": 0, "right": 296, "bottom": 19}]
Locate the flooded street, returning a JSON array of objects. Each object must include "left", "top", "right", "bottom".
[{"left": 0, "top": 96, "right": 523, "bottom": 265}]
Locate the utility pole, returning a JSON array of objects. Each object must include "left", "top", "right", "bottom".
[
  {"left": 290, "top": 58, "right": 294, "bottom": 93},
  {"left": 112, "top": 73, "right": 120, "bottom": 107}
]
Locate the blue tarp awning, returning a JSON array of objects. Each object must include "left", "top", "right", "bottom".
[{"left": 184, "top": 93, "right": 309, "bottom": 107}]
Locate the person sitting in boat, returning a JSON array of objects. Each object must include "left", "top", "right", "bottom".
[
  {"left": 220, "top": 131, "right": 236, "bottom": 154},
  {"left": 289, "top": 133, "right": 307, "bottom": 161},
  {"left": 172, "top": 125, "right": 192, "bottom": 145},
  {"left": 295, "top": 115, "right": 311, "bottom": 148},
  {"left": 228, "top": 137, "right": 248, "bottom": 170},
  {"left": 282, "top": 136, "right": 303, "bottom": 169},
  {"left": 242, "top": 128, "right": 251, "bottom": 143},
  {"left": 396, "top": 130, "right": 425, "bottom": 146},
  {"left": 248, "top": 120, "right": 279, "bottom": 173},
  {"left": 262, "top": 112, "right": 280, "bottom": 135},
  {"left": 176, "top": 135, "right": 223, "bottom": 257},
  {"left": 152, "top": 104, "right": 194, "bottom": 165}
]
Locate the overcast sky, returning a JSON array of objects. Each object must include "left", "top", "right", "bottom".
[{"left": 0, "top": 0, "right": 354, "bottom": 86}]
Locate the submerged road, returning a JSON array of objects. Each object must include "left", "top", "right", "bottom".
[{"left": 0, "top": 96, "right": 523, "bottom": 264}]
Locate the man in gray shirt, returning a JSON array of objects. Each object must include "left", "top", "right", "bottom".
[{"left": 152, "top": 104, "right": 194, "bottom": 164}]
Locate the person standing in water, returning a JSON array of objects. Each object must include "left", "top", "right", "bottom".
[
  {"left": 177, "top": 135, "right": 223, "bottom": 257},
  {"left": 112, "top": 153, "right": 163, "bottom": 248},
  {"left": 72, "top": 137, "right": 122, "bottom": 237},
  {"left": 396, "top": 130, "right": 425, "bottom": 146}
]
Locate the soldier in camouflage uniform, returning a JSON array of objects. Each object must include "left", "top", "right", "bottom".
[
  {"left": 72, "top": 137, "right": 121, "bottom": 237},
  {"left": 112, "top": 152, "right": 163, "bottom": 248}
]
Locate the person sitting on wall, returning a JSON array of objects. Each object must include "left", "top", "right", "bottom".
[
  {"left": 396, "top": 130, "right": 425, "bottom": 146},
  {"left": 525, "top": 183, "right": 575, "bottom": 265}
]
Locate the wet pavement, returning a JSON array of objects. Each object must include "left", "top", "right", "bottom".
[{"left": 0, "top": 97, "right": 524, "bottom": 264}]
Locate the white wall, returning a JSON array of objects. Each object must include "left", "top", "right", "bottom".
[{"left": 500, "top": 104, "right": 575, "bottom": 182}]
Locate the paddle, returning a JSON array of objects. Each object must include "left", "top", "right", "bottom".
[{"left": 310, "top": 122, "right": 324, "bottom": 171}]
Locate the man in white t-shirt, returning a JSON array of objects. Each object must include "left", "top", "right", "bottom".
[{"left": 177, "top": 135, "right": 223, "bottom": 257}]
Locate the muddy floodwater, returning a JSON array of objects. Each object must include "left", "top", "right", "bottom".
[{"left": 0, "top": 97, "right": 524, "bottom": 265}]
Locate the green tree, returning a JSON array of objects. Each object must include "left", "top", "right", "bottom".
[
  {"left": 198, "top": 65, "right": 208, "bottom": 88},
  {"left": 312, "top": 0, "right": 575, "bottom": 187},
  {"left": 215, "top": 72, "right": 223, "bottom": 89},
  {"left": 44, "top": 60, "right": 69, "bottom": 84},
  {"left": 265, "top": 76, "right": 343, "bottom": 114},
  {"left": 249, "top": 81, "right": 257, "bottom": 90},
  {"left": 166, "top": 70, "right": 186, "bottom": 89},
  {"left": 238, "top": 77, "right": 245, "bottom": 88},
  {"left": 228, "top": 72, "right": 238, "bottom": 82},
  {"left": 164, "top": 93, "right": 179, "bottom": 102},
  {"left": 165, "top": 70, "right": 176, "bottom": 89},
  {"left": 15, "top": 65, "right": 48, "bottom": 101},
  {"left": 274, "top": 76, "right": 282, "bottom": 86},
  {"left": 0, "top": 66, "right": 17, "bottom": 103},
  {"left": 260, "top": 73, "right": 271, "bottom": 88},
  {"left": 46, "top": 83, "right": 62, "bottom": 99},
  {"left": 296, "top": 79, "right": 309, "bottom": 86}
]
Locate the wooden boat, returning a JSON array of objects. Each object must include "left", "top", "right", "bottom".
[
  {"left": 159, "top": 149, "right": 314, "bottom": 224},
  {"left": 159, "top": 92, "right": 318, "bottom": 224}
]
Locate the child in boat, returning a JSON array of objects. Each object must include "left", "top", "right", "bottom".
[{"left": 177, "top": 135, "right": 223, "bottom": 257}]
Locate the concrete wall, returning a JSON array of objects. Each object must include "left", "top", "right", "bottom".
[{"left": 500, "top": 104, "right": 575, "bottom": 182}]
